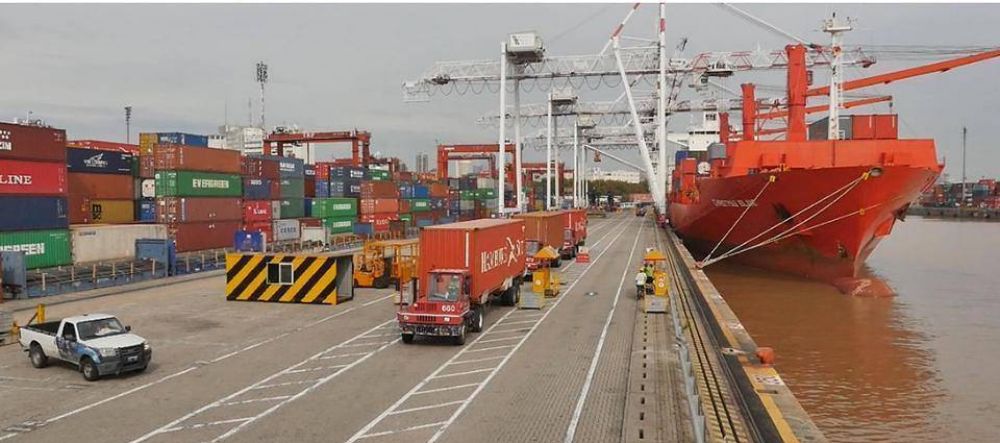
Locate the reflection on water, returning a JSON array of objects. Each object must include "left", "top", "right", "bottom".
[{"left": 706, "top": 217, "right": 1000, "bottom": 442}]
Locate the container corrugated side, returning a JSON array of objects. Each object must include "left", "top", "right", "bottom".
[
  {"left": 154, "top": 145, "right": 241, "bottom": 174},
  {"left": 249, "top": 155, "right": 304, "bottom": 178},
  {"left": 83, "top": 199, "right": 135, "bottom": 224},
  {"left": 171, "top": 221, "right": 241, "bottom": 252},
  {"left": 0, "top": 122, "right": 67, "bottom": 162},
  {"left": 312, "top": 198, "right": 358, "bottom": 218},
  {"left": 276, "top": 198, "right": 305, "bottom": 219},
  {"left": 68, "top": 172, "right": 133, "bottom": 199},
  {"left": 0, "top": 229, "right": 72, "bottom": 269},
  {"left": 279, "top": 177, "right": 306, "bottom": 198},
  {"left": 0, "top": 196, "right": 68, "bottom": 231},
  {"left": 70, "top": 224, "right": 168, "bottom": 263},
  {"left": 1, "top": 159, "right": 68, "bottom": 195},
  {"left": 155, "top": 197, "right": 242, "bottom": 223},
  {"left": 419, "top": 219, "right": 526, "bottom": 303},
  {"left": 156, "top": 132, "right": 209, "bottom": 147},
  {"left": 324, "top": 216, "right": 354, "bottom": 234},
  {"left": 154, "top": 171, "right": 242, "bottom": 197},
  {"left": 271, "top": 219, "right": 301, "bottom": 242},
  {"left": 243, "top": 200, "right": 272, "bottom": 222}
]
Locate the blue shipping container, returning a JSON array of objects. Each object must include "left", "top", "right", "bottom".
[
  {"left": 243, "top": 178, "right": 274, "bottom": 200},
  {"left": 0, "top": 197, "right": 68, "bottom": 231},
  {"left": 330, "top": 179, "right": 361, "bottom": 198},
  {"left": 675, "top": 150, "right": 690, "bottom": 164},
  {"left": 138, "top": 199, "right": 156, "bottom": 222},
  {"left": 251, "top": 155, "right": 304, "bottom": 178},
  {"left": 398, "top": 183, "right": 414, "bottom": 199},
  {"left": 413, "top": 185, "right": 429, "bottom": 199},
  {"left": 315, "top": 179, "right": 330, "bottom": 198},
  {"left": 157, "top": 132, "right": 209, "bottom": 147},
  {"left": 330, "top": 166, "right": 368, "bottom": 181},
  {"left": 233, "top": 231, "right": 266, "bottom": 252},
  {"left": 353, "top": 222, "right": 374, "bottom": 236},
  {"left": 66, "top": 148, "right": 134, "bottom": 175}
]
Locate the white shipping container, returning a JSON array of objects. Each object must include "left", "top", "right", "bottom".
[
  {"left": 271, "top": 200, "right": 282, "bottom": 219},
  {"left": 71, "top": 224, "right": 169, "bottom": 264},
  {"left": 300, "top": 226, "right": 327, "bottom": 244},
  {"left": 271, "top": 219, "right": 301, "bottom": 242},
  {"left": 140, "top": 179, "right": 156, "bottom": 198},
  {"left": 477, "top": 177, "right": 497, "bottom": 190}
]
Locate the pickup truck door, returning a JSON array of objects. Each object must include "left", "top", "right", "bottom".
[{"left": 55, "top": 323, "right": 83, "bottom": 365}]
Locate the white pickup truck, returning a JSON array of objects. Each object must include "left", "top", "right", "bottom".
[{"left": 19, "top": 313, "right": 152, "bottom": 381}]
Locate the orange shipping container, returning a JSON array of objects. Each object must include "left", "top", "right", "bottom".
[
  {"left": 359, "top": 198, "right": 399, "bottom": 214},
  {"left": 360, "top": 181, "right": 400, "bottom": 199},
  {"left": 154, "top": 145, "right": 242, "bottom": 174},
  {"left": 68, "top": 173, "right": 134, "bottom": 199},
  {"left": 514, "top": 211, "right": 565, "bottom": 250},
  {"left": 418, "top": 219, "right": 526, "bottom": 304},
  {"left": 852, "top": 115, "right": 876, "bottom": 140},
  {"left": 68, "top": 198, "right": 135, "bottom": 224}
]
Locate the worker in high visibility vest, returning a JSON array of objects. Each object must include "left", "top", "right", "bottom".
[{"left": 635, "top": 269, "right": 648, "bottom": 299}]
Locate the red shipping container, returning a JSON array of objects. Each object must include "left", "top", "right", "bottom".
[
  {"left": 139, "top": 155, "right": 155, "bottom": 178},
  {"left": 394, "top": 171, "right": 413, "bottom": 182},
  {"left": 359, "top": 213, "right": 398, "bottom": 232},
  {"left": 852, "top": 115, "right": 876, "bottom": 140},
  {"left": 429, "top": 183, "right": 450, "bottom": 198},
  {"left": 873, "top": 114, "right": 898, "bottom": 140},
  {"left": 242, "top": 157, "right": 281, "bottom": 180},
  {"left": 155, "top": 197, "right": 242, "bottom": 223},
  {"left": 243, "top": 220, "right": 273, "bottom": 241},
  {"left": 154, "top": 145, "right": 241, "bottom": 174},
  {"left": 67, "top": 140, "right": 139, "bottom": 154},
  {"left": 171, "top": 220, "right": 242, "bottom": 252},
  {"left": 68, "top": 172, "right": 134, "bottom": 199},
  {"left": 361, "top": 181, "right": 400, "bottom": 199},
  {"left": 0, "top": 122, "right": 67, "bottom": 162},
  {"left": 0, "top": 159, "right": 67, "bottom": 195},
  {"left": 304, "top": 178, "right": 316, "bottom": 198},
  {"left": 399, "top": 199, "right": 411, "bottom": 213},
  {"left": 243, "top": 200, "right": 273, "bottom": 222},
  {"left": 298, "top": 217, "right": 323, "bottom": 228},
  {"left": 562, "top": 209, "right": 588, "bottom": 246},
  {"left": 314, "top": 163, "right": 333, "bottom": 180},
  {"left": 418, "top": 219, "right": 526, "bottom": 304},
  {"left": 360, "top": 198, "right": 399, "bottom": 214}
]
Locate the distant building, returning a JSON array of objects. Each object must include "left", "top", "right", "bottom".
[
  {"left": 219, "top": 125, "right": 265, "bottom": 155},
  {"left": 587, "top": 168, "right": 641, "bottom": 184},
  {"left": 415, "top": 152, "right": 430, "bottom": 173}
]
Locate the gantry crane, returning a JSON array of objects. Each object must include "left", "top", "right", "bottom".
[
  {"left": 263, "top": 129, "right": 372, "bottom": 166},
  {"left": 436, "top": 144, "right": 515, "bottom": 180}
]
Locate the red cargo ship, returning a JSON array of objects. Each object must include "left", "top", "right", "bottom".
[{"left": 669, "top": 41, "right": 998, "bottom": 294}]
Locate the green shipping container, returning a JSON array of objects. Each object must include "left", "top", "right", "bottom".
[
  {"left": 154, "top": 171, "right": 242, "bottom": 197},
  {"left": 409, "top": 198, "right": 431, "bottom": 212},
  {"left": 324, "top": 216, "right": 355, "bottom": 234},
  {"left": 277, "top": 198, "right": 305, "bottom": 219},
  {"left": 399, "top": 213, "right": 413, "bottom": 222},
  {"left": 0, "top": 229, "right": 72, "bottom": 269},
  {"left": 369, "top": 169, "right": 390, "bottom": 181},
  {"left": 477, "top": 189, "right": 497, "bottom": 200},
  {"left": 279, "top": 177, "right": 305, "bottom": 198},
  {"left": 460, "top": 190, "right": 477, "bottom": 200},
  {"left": 312, "top": 198, "right": 358, "bottom": 218}
]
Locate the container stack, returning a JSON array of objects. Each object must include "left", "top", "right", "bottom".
[
  {"left": 66, "top": 146, "right": 136, "bottom": 224},
  {"left": 241, "top": 156, "right": 280, "bottom": 241},
  {"left": 0, "top": 122, "right": 72, "bottom": 269},
  {"left": 359, "top": 181, "right": 399, "bottom": 234},
  {"left": 311, "top": 197, "right": 358, "bottom": 235},
  {"left": 153, "top": 143, "right": 243, "bottom": 252}
]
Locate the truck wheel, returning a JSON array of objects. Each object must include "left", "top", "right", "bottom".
[
  {"left": 80, "top": 357, "right": 100, "bottom": 382},
  {"left": 401, "top": 333, "right": 414, "bottom": 344},
  {"left": 470, "top": 307, "right": 484, "bottom": 333},
  {"left": 454, "top": 326, "right": 467, "bottom": 345},
  {"left": 29, "top": 343, "right": 48, "bottom": 368},
  {"left": 554, "top": 258, "right": 562, "bottom": 268}
]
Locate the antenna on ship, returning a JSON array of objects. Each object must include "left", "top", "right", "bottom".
[{"left": 824, "top": 13, "right": 853, "bottom": 141}]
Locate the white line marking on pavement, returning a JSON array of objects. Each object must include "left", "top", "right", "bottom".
[
  {"left": 221, "top": 396, "right": 290, "bottom": 406},
  {"left": 286, "top": 364, "right": 348, "bottom": 374},
  {"left": 472, "top": 336, "right": 522, "bottom": 345},
  {"left": 130, "top": 320, "right": 398, "bottom": 443},
  {"left": 412, "top": 383, "right": 480, "bottom": 396},
  {"left": 564, "top": 217, "right": 646, "bottom": 443},
  {"left": 461, "top": 344, "right": 516, "bottom": 353},
  {"left": 357, "top": 422, "right": 449, "bottom": 440},
  {"left": 388, "top": 400, "right": 465, "bottom": 416},
  {"left": 345, "top": 216, "right": 637, "bottom": 443},
  {"left": 431, "top": 368, "right": 495, "bottom": 379}
]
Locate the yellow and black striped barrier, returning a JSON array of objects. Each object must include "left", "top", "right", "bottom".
[{"left": 225, "top": 253, "right": 354, "bottom": 305}]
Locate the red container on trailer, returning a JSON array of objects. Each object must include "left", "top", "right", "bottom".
[
  {"left": 0, "top": 122, "right": 67, "bottom": 162},
  {"left": 171, "top": 220, "right": 242, "bottom": 252},
  {"left": 0, "top": 159, "right": 67, "bottom": 195},
  {"left": 418, "top": 219, "right": 526, "bottom": 305},
  {"left": 360, "top": 198, "right": 400, "bottom": 214},
  {"left": 359, "top": 213, "right": 398, "bottom": 232},
  {"left": 563, "top": 208, "right": 588, "bottom": 246},
  {"left": 68, "top": 172, "right": 134, "bottom": 199},
  {"left": 155, "top": 197, "right": 242, "bottom": 223},
  {"left": 154, "top": 145, "right": 241, "bottom": 174},
  {"left": 514, "top": 211, "right": 565, "bottom": 269},
  {"left": 243, "top": 200, "right": 273, "bottom": 222}
]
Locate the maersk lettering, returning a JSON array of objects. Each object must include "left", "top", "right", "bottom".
[
  {"left": 0, "top": 242, "right": 45, "bottom": 256},
  {"left": 0, "top": 174, "right": 32, "bottom": 185},
  {"left": 192, "top": 178, "right": 230, "bottom": 189}
]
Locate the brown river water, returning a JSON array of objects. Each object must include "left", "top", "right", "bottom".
[{"left": 705, "top": 217, "right": 1000, "bottom": 442}]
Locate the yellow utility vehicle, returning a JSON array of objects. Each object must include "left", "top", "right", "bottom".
[{"left": 353, "top": 238, "right": 419, "bottom": 289}]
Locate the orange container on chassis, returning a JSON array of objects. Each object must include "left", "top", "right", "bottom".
[
  {"left": 513, "top": 211, "right": 565, "bottom": 272},
  {"left": 398, "top": 219, "right": 527, "bottom": 345},
  {"left": 561, "top": 209, "right": 588, "bottom": 259}
]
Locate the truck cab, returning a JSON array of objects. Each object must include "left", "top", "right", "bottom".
[{"left": 398, "top": 269, "right": 482, "bottom": 345}]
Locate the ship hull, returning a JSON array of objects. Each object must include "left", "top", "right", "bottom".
[{"left": 669, "top": 166, "right": 938, "bottom": 286}]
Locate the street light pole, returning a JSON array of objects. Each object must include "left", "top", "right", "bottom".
[{"left": 124, "top": 106, "right": 132, "bottom": 144}]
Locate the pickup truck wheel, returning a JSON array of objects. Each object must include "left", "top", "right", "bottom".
[
  {"left": 401, "top": 333, "right": 414, "bottom": 344},
  {"left": 80, "top": 357, "right": 100, "bottom": 382},
  {"left": 29, "top": 343, "right": 48, "bottom": 368},
  {"left": 470, "top": 307, "right": 484, "bottom": 333}
]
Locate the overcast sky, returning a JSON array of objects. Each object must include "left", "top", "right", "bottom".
[{"left": 1, "top": 3, "right": 997, "bottom": 179}]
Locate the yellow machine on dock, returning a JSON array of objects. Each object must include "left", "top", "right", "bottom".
[
  {"left": 353, "top": 238, "right": 419, "bottom": 289},
  {"left": 642, "top": 249, "right": 670, "bottom": 313},
  {"left": 521, "top": 246, "right": 561, "bottom": 309}
]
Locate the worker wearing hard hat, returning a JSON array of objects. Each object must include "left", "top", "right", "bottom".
[{"left": 635, "top": 268, "right": 648, "bottom": 299}]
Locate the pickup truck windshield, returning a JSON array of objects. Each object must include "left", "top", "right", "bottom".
[
  {"left": 428, "top": 274, "right": 461, "bottom": 302},
  {"left": 77, "top": 318, "right": 126, "bottom": 340}
]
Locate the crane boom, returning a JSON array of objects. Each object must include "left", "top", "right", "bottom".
[
  {"left": 756, "top": 96, "right": 892, "bottom": 120},
  {"left": 806, "top": 49, "right": 1000, "bottom": 97}
]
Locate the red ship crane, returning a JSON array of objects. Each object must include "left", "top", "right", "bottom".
[
  {"left": 263, "top": 130, "right": 372, "bottom": 166},
  {"left": 436, "top": 143, "right": 515, "bottom": 181}
]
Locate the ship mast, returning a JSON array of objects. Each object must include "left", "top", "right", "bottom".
[{"left": 824, "top": 13, "right": 853, "bottom": 141}]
